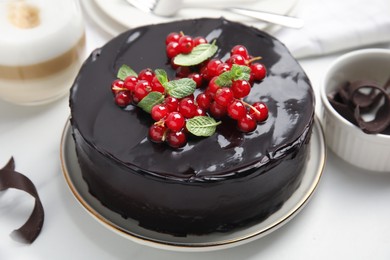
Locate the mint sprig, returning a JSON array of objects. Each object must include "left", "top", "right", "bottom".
[
  {"left": 165, "top": 78, "right": 196, "bottom": 99},
  {"left": 137, "top": 92, "right": 165, "bottom": 113},
  {"left": 215, "top": 71, "right": 233, "bottom": 87},
  {"left": 136, "top": 68, "right": 196, "bottom": 110},
  {"left": 231, "top": 64, "right": 251, "bottom": 80},
  {"left": 215, "top": 64, "right": 251, "bottom": 87},
  {"left": 186, "top": 116, "right": 221, "bottom": 137},
  {"left": 173, "top": 40, "right": 218, "bottom": 66},
  {"left": 155, "top": 68, "right": 197, "bottom": 98},
  {"left": 117, "top": 64, "right": 137, "bottom": 80},
  {"left": 154, "top": 69, "right": 168, "bottom": 85}
]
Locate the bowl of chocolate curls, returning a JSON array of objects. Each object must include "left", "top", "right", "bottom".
[{"left": 321, "top": 48, "right": 390, "bottom": 173}]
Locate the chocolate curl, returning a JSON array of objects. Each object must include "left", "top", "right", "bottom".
[
  {"left": 338, "top": 81, "right": 354, "bottom": 105},
  {"left": 0, "top": 158, "right": 45, "bottom": 244},
  {"left": 328, "top": 79, "right": 390, "bottom": 134},
  {"left": 2, "top": 157, "right": 15, "bottom": 171},
  {"left": 349, "top": 80, "right": 383, "bottom": 112},
  {"left": 327, "top": 84, "right": 357, "bottom": 124},
  {"left": 351, "top": 84, "right": 390, "bottom": 134}
]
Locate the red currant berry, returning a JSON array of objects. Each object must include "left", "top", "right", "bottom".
[
  {"left": 227, "top": 54, "right": 247, "bottom": 66},
  {"left": 175, "top": 66, "right": 191, "bottom": 78},
  {"left": 209, "top": 101, "right": 227, "bottom": 119},
  {"left": 149, "top": 125, "right": 167, "bottom": 143},
  {"left": 195, "top": 107, "right": 206, "bottom": 116},
  {"left": 165, "top": 32, "right": 180, "bottom": 45},
  {"left": 115, "top": 91, "right": 132, "bottom": 107},
  {"left": 138, "top": 68, "right": 155, "bottom": 83},
  {"left": 151, "top": 76, "right": 165, "bottom": 94},
  {"left": 178, "top": 35, "right": 194, "bottom": 54},
  {"left": 193, "top": 36, "right": 207, "bottom": 46},
  {"left": 186, "top": 93, "right": 195, "bottom": 100},
  {"left": 170, "top": 58, "right": 180, "bottom": 69},
  {"left": 231, "top": 80, "right": 251, "bottom": 98},
  {"left": 133, "top": 80, "right": 151, "bottom": 103},
  {"left": 207, "top": 76, "right": 220, "bottom": 95},
  {"left": 227, "top": 100, "right": 246, "bottom": 120},
  {"left": 124, "top": 76, "right": 138, "bottom": 92},
  {"left": 250, "top": 62, "right": 266, "bottom": 81},
  {"left": 178, "top": 97, "right": 197, "bottom": 118},
  {"left": 165, "top": 112, "right": 185, "bottom": 132},
  {"left": 214, "top": 87, "right": 234, "bottom": 107},
  {"left": 166, "top": 42, "right": 180, "bottom": 59},
  {"left": 237, "top": 113, "right": 257, "bottom": 132},
  {"left": 195, "top": 93, "right": 212, "bottom": 110},
  {"left": 198, "top": 59, "right": 209, "bottom": 68},
  {"left": 164, "top": 96, "right": 179, "bottom": 112},
  {"left": 216, "top": 63, "right": 231, "bottom": 75},
  {"left": 111, "top": 79, "right": 124, "bottom": 94},
  {"left": 200, "top": 66, "right": 213, "bottom": 81},
  {"left": 206, "top": 59, "right": 223, "bottom": 78},
  {"left": 166, "top": 130, "right": 187, "bottom": 148},
  {"left": 249, "top": 102, "right": 269, "bottom": 122},
  {"left": 230, "top": 45, "right": 249, "bottom": 59},
  {"left": 151, "top": 104, "right": 169, "bottom": 121},
  {"left": 188, "top": 73, "right": 203, "bottom": 88}
]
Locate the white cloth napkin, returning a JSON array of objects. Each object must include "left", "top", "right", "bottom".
[{"left": 275, "top": 0, "right": 390, "bottom": 58}]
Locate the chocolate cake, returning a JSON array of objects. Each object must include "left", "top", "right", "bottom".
[{"left": 69, "top": 18, "right": 315, "bottom": 235}]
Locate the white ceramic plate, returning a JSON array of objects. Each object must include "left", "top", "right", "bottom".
[
  {"left": 60, "top": 118, "right": 325, "bottom": 252},
  {"left": 85, "top": 0, "right": 299, "bottom": 36},
  {"left": 81, "top": 0, "right": 128, "bottom": 36}
]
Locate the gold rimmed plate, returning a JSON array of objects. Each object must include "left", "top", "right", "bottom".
[{"left": 60, "top": 118, "right": 326, "bottom": 252}]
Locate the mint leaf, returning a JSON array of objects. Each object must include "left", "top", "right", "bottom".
[
  {"left": 186, "top": 116, "right": 221, "bottom": 137},
  {"left": 215, "top": 70, "right": 233, "bottom": 87},
  {"left": 231, "top": 64, "right": 251, "bottom": 81},
  {"left": 165, "top": 78, "right": 196, "bottom": 99},
  {"left": 215, "top": 64, "right": 251, "bottom": 87},
  {"left": 154, "top": 69, "right": 168, "bottom": 85},
  {"left": 137, "top": 92, "right": 165, "bottom": 113},
  {"left": 117, "top": 64, "right": 137, "bottom": 80},
  {"left": 173, "top": 41, "right": 218, "bottom": 66}
]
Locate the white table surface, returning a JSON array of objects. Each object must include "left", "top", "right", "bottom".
[{"left": 1, "top": 5, "right": 390, "bottom": 260}]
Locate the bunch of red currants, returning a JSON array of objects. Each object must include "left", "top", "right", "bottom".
[{"left": 110, "top": 32, "right": 269, "bottom": 148}]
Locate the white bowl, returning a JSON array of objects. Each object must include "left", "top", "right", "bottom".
[{"left": 320, "top": 48, "right": 390, "bottom": 173}]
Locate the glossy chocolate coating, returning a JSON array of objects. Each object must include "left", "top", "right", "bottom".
[{"left": 70, "top": 18, "right": 315, "bottom": 235}]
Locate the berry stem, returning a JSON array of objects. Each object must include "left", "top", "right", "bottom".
[
  {"left": 246, "top": 56, "right": 262, "bottom": 64},
  {"left": 162, "top": 128, "right": 167, "bottom": 142},
  {"left": 154, "top": 119, "right": 165, "bottom": 127},
  {"left": 112, "top": 86, "right": 127, "bottom": 91},
  {"left": 241, "top": 100, "right": 260, "bottom": 114},
  {"left": 153, "top": 120, "right": 168, "bottom": 141}
]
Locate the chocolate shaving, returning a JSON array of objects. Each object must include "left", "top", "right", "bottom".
[
  {"left": 0, "top": 157, "right": 44, "bottom": 244},
  {"left": 328, "top": 79, "right": 390, "bottom": 134}
]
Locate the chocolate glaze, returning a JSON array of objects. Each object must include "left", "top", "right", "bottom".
[{"left": 70, "top": 18, "right": 315, "bottom": 235}]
